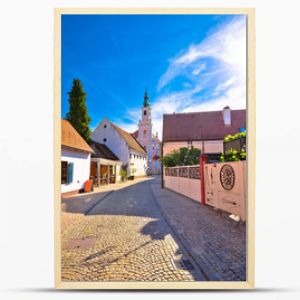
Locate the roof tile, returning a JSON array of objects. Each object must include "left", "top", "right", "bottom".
[{"left": 163, "top": 109, "right": 246, "bottom": 142}]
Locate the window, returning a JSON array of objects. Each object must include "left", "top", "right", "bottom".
[
  {"left": 144, "top": 110, "right": 146, "bottom": 116},
  {"left": 103, "top": 138, "right": 107, "bottom": 142},
  {"left": 143, "top": 130, "right": 147, "bottom": 138},
  {"left": 61, "top": 161, "right": 74, "bottom": 184},
  {"left": 61, "top": 161, "right": 68, "bottom": 184},
  {"left": 104, "top": 124, "right": 107, "bottom": 128}
]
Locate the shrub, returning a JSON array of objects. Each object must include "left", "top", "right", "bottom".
[
  {"left": 222, "top": 131, "right": 247, "bottom": 162},
  {"left": 161, "top": 147, "right": 201, "bottom": 167},
  {"left": 221, "top": 148, "right": 247, "bottom": 162},
  {"left": 224, "top": 131, "right": 246, "bottom": 142},
  {"left": 119, "top": 164, "right": 128, "bottom": 182}
]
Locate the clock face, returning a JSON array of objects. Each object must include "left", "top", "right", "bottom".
[{"left": 220, "top": 164, "right": 235, "bottom": 191}]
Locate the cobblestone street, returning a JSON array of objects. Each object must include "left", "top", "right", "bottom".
[{"left": 61, "top": 176, "right": 246, "bottom": 282}]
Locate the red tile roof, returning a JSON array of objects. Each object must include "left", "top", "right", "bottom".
[
  {"left": 131, "top": 130, "right": 139, "bottom": 139},
  {"left": 163, "top": 109, "right": 246, "bottom": 142}
]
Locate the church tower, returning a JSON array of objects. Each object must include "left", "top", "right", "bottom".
[{"left": 138, "top": 90, "right": 153, "bottom": 171}]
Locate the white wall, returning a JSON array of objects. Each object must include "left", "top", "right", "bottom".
[
  {"left": 129, "top": 148, "right": 147, "bottom": 176},
  {"left": 164, "top": 166, "right": 201, "bottom": 203},
  {"left": 61, "top": 147, "right": 91, "bottom": 193},
  {"left": 91, "top": 119, "right": 130, "bottom": 167}
]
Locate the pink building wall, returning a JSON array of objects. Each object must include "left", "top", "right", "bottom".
[{"left": 163, "top": 140, "right": 223, "bottom": 155}]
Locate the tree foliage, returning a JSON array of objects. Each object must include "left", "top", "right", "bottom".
[
  {"left": 66, "top": 79, "right": 91, "bottom": 141},
  {"left": 161, "top": 147, "right": 201, "bottom": 167}
]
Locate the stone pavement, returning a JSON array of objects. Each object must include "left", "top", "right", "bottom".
[
  {"left": 151, "top": 181, "right": 246, "bottom": 281},
  {"left": 61, "top": 176, "right": 246, "bottom": 282},
  {"left": 61, "top": 177, "right": 206, "bottom": 281}
]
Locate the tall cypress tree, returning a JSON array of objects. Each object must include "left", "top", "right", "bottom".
[{"left": 66, "top": 79, "right": 91, "bottom": 141}]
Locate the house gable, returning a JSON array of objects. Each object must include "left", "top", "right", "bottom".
[{"left": 91, "top": 118, "right": 130, "bottom": 166}]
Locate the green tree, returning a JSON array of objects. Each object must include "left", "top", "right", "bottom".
[
  {"left": 66, "top": 79, "right": 91, "bottom": 141},
  {"left": 161, "top": 147, "right": 201, "bottom": 167}
]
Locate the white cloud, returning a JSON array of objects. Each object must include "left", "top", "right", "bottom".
[
  {"left": 181, "top": 83, "right": 246, "bottom": 113},
  {"left": 115, "top": 120, "right": 138, "bottom": 134},
  {"left": 116, "top": 17, "right": 246, "bottom": 140},
  {"left": 192, "top": 63, "right": 206, "bottom": 75},
  {"left": 157, "top": 16, "right": 246, "bottom": 110}
]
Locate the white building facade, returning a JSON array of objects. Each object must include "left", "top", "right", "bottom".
[
  {"left": 61, "top": 148, "right": 91, "bottom": 194},
  {"left": 91, "top": 118, "right": 147, "bottom": 177},
  {"left": 61, "top": 119, "right": 94, "bottom": 196}
]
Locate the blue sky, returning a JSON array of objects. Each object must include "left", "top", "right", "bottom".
[{"left": 62, "top": 14, "right": 246, "bottom": 138}]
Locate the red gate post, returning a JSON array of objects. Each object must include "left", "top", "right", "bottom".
[{"left": 200, "top": 155, "right": 208, "bottom": 205}]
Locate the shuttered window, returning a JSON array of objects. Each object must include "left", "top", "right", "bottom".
[
  {"left": 61, "top": 161, "right": 74, "bottom": 184},
  {"left": 67, "top": 162, "right": 74, "bottom": 184},
  {"left": 61, "top": 161, "right": 68, "bottom": 184}
]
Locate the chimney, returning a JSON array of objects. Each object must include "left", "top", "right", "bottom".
[{"left": 222, "top": 106, "right": 231, "bottom": 127}]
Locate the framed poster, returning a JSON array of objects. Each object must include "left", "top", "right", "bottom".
[{"left": 54, "top": 7, "right": 255, "bottom": 289}]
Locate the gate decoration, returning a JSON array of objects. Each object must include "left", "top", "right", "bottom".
[
  {"left": 203, "top": 161, "right": 246, "bottom": 221},
  {"left": 220, "top": 164, "right": 235, "bottom": 191},
  {"left": 164, "top": 160, "right": 246, "bottom": 221}
]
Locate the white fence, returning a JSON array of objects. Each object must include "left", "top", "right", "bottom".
[{"left": 164, "top": 165, "right": 201, "bottom": 203}]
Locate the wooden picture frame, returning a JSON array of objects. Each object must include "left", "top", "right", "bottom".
[{"left": 54, "top": 7, "right": 255, "bottom": 289}]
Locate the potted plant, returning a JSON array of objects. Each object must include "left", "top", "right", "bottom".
[
  {"left": 119, "top": 165, "right": 128, "bottom": 183},
  {"left": 128, "top": 167, "right": 136, "bottom": 180}
]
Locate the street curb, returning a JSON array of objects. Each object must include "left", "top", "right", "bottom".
[{"left": 84, "top": 191, "right": 115, "bottom": 215}]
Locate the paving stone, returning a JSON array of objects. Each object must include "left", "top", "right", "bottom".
[
  {"left": 151, "top": 180, "right": 246, "bottom": 281},
  {"left": 61, "top": 176, "right": 246, "bottom": 282}
]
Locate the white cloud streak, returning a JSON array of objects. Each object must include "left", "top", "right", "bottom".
[{"left": 117, "top": 16, "right": 246, "bottom": 139}]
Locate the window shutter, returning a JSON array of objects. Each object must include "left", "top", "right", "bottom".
[{"left": 67, "top": 162, "right": 74, "bottom": 184}]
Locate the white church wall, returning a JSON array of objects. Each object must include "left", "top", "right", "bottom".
[{"left": 137, "top": 95, "right": 163, "bottom": 175}]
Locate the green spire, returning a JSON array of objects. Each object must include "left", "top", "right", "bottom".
[{"left": 143, "top": 89, "right": 150, "bottom": 107}]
